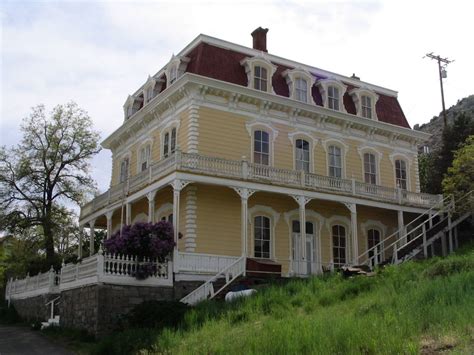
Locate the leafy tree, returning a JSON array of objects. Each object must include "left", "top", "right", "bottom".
[
  {"left": 422, "top": 112, "right": 474, "bottom": 194},
  {"left": 442, "top": 135, "right": 474, "bottom": 201},
  {"left": 0, "top": 102, "right": 101, "bottom": 264}
]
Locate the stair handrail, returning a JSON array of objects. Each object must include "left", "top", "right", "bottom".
[
  {"left": 359, "top": 190, "right": 472, "bottom": 266},
  {"left": 366, "top": 190, "right": 473, "bottom": 266},
  {"left": 46, "top": 296, "right": 61, "bottom": 321},
  {"left": 357, "top": 194, "right": 451, "bottom": 264},
  {"left": 180, "top": 256, "right": 246, "bottom": 305}
]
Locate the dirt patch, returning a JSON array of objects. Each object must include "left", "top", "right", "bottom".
[{"left": 420, "top": 335, "right": 459, "bottom": 354}]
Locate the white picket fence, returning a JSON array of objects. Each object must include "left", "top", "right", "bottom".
[{"left": 5, "top": 267, "right": 60, "bottom": 301}]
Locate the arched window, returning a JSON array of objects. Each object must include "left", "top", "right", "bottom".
[
  {"left": 169, "top": 66, "right": 178, "bottom": 84},
  {"left": 364, "top": 153, "right": 377, "bottom": 184},
  {"left": 328, "top": 145, "right": 342, "bottom": 178},
  {"left": 332, "top": 225, "right": 346, "bottom": 267},
  {"left": 295, "top": 78, "right": 308, "bottom": 103},
  {"left": 254, "top": 216, "right": 271, "bottom": 258},
  {"left": 170, "top": 127, "right": 177, "bottom": 154},
  {"left": 119, "top": 157, "right": 129, "bottom": 183},
  {"left": 139, "top": 145, "right": 151, "bottom": 172},
  {"left": 254, "top": 130, "right": 270, "bottom": 165},
  {"left": 254, "top": 66, "right": 268, "bottom": 92},
  {"left": 163, "top": 132, "right": 170, "bottom": 157},
  {"left": 395, "top": 159, "right": 407, "bottom": 190},
  {"left": 161, "top": 214, "right": 173, "bottom": 223},
  {"left": 328, "top": 86, "right": 340, "bottom": 110},
  {"left": 295, "top": 139, "right": 310, "bottom": 172},
  {"left": 361, "top": 95, "right": 372, "bottom": 119},
  {"left": 367, "top": 228, "right": 381, "bottom": 261}
]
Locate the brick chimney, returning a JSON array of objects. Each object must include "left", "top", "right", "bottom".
[{"left": 251, "top": 27, "right": 269, "bottom": 52}]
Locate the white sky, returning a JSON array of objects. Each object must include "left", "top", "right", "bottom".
[{"left": 1, "top": 0, "right": 473, "bottom": 194}]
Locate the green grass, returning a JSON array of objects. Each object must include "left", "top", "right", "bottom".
[{"left": 46, "top": 246, "right": 474, "bottom": 354}]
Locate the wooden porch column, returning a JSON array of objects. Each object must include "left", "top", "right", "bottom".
[
  {"left": 171, "top": 179, "right": 191, "bottom": 270},
  {"left": 233, "top": 188, "right": 256, "bottom": 257},
  {"left": 89, "top": 219, "right": 96, "bottom": 256},
  {"left": 292, "top": 196, "right": 311, "bottom": 274},
  {"left": 345, "top": 203, "right": 358, "bottom": 265},
  {"left": 147, "top": 190, "right": 157, "bottom": 223},
  {"left": 105, "top": 211, "right": 113, "bottom": 239},
  {"left": 125, "top": 203, "right": 132, "bottom": 225},
  {"left": 397, "top": 210, "right": 405, "bottom": 247}
]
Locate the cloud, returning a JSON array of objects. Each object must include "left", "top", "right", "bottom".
[{"left": 1, "top": 0, "right": 473, "bottom": 194}]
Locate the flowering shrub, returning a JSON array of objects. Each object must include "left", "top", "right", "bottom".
[{"left": 104, "top": 221, "right": 175, "bottom": 279}]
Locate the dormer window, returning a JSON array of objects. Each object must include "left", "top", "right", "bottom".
[
  {"left": 146, "top": 87, "right": 154, "bottom": 102},
  {"left": 328, "top": 86, "right": 340, "bottom": 110},
  {"left": 126, "top": 105, "right": 134, "bottom": 119},
  {"left": 317, "top": 79, "right": 347, "bottom": 112},
  {"left": 295, "top": 78, "right": 307, "bottom": 102},
  {"left": 165, "top": 55, "right": 190, "bottom": 87},
  {"left": 361, "top": 95, "right": 372, "bottom": 119},
  {"left": 283, "top": 68, "right": 315, "bottom": 104},
  {"left": 254, "top": 66, "right": 268, "bottom": 92},
  {"left": 349, "top": 88, "right": 379, "bottom": 120},
  {"left": 241, "top": 55, "right": 277, "bottom": 94}
]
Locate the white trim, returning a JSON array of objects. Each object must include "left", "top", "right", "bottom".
[
  {"left": 361, "top": 219, "right": 387, "bottom": 259},
  {"left": 240, "top": 54, "right": 278, "bottom": 94},
  {"left": 160, "top": 119, "right": 181, "bottom": 158},
  {"left": 317, "top": 78, "right": 347, "bottom": 113},
  {"left": 155, "top": 202, "right": 173, "bottom": 221},
  {"left": 246, "top": 120, "right": 278, "bottom": 166},
  {"left": 389, "top": 152, "right": 412, "bottom": 191},
  {"left": 165, "top": 55, "right": 190, "bottom": 87},
  {"left": 136, "top": 138, "right": 154, "bottom": 174},
  {"left": 132, "top": 212, "right": 147, "bottom": 224},
  {"left": 288, "top": 131, "right": 318, "bottom": 173},
  {"left": 187, "top": 105, "right": 199, "bottom": 154},
  {"left": 326, "top": 215, "right": 351, "bottom": 266},
  {"left": 248, "top": 205, "right": 280, "bottom": 260},
  {"left": 322, "top": 138, "right": 349, "bottom": 179},
  {"left": 282, "top": 67, "right": 316, "bottom": 105},
  {"left": 184, "top": 186, "right": 198, "bottom": 251},
  {"left": 357, "top": 146, "right": 383, "bottom": 185},
  {"left": 349, "top": 88, "right": 379, "bottom": 120}
]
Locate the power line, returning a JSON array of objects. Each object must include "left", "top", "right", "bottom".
[{"left": 424, "top": 53, "right": 454, "bottom": 127}]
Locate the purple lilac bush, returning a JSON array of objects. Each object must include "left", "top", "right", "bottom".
[{"left": 104, "top": 221, "right": 175, "bottom": 279}]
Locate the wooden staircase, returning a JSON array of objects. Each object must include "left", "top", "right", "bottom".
[{"left": 358, "top": 191, "right": 473, "bottom": 269}]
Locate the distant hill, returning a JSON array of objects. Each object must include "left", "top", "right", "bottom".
[{"left": 414, "top": 95, "right": 474, "bottom": 152}]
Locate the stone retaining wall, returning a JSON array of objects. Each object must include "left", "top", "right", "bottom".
[{"left": 10, "top": 293, "right": 59, "bottom": 322}]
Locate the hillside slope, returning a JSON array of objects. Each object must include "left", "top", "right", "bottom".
[
  {"left": 94, "top": 247, "right": 474, "bottom": 354},
  {"left": 415, "top": 95, "right": 474, "bottom": 151}
]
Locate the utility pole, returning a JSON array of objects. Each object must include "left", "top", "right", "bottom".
[{"left": 424, "top": 53, "right": 454, "bottom": 127}]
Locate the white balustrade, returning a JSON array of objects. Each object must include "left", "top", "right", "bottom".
[
  {"left": 355, "top": 181, "right": 398, "bottom": 201},
  {"left": 177, "top": 252, "right": 239, "bottom": 274},
  {"left": 249, "top": 163, "right": 301, "bottom": 185},
  {"left": 5, "top": 267, "right": 60, "bottom": 301},
  {"left": 181, "top": 153, "right": 242, "bottom": 178},
  {"left": 305, "top": 173, "right": 352, "bottom": 193}
]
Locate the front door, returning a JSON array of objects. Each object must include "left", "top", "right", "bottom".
[{"left": 292, "top": 221, "right": 316, "bottom": 275}]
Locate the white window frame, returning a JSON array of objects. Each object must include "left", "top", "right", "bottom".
[
  {"left": 363, "top": 152, "right": 377, "bottom": 185},
  {"left": 248, "top": 205, "right": 280, "bottom": 260},
  {"left": 165, "top": 55, "right": 190, "bottom": 87},
  {"left": 118, "top": 153, "right": 131, "bottom": 184},
  {"left": 358, "top": 146, "right": 383, "bottom": 185},
  {"left": 288, "top": 131, "right": 317, "bottom": 173},
  {"left": 361, "top": 220, "right": 388, "bottom": 260},
  {"left": 349, "top": 88, "right": 379, "bottom": 120},
  {"left": 155, "top": 202, "right": 173, "bottom": 223},
  {"left": 246, "top": 121, "right": 278, "bottom": 166},
  {"left": 389, "top": 153, "right": 412, "bottom": 191},
  {"left": 322, "top": 139, "right": 349, "bottom": 179},
  {"left": 316, "top": 78, "right": 347, "bottom": 113},
  {"left": 283, "top": 68, "right": 315, "bottom": 104},
  {"left": 160, "top": 119, "right": 181, "bottom": 159},
  {"left": 137, "top": 139, "right": 153, "bottom": 173},
  {"left": 395, "top": 159, "right": 408, "bottom": 190},
  {"left": 326, "top": 215, "right": 351, "bottom": 267},
  {"left": 240, "top": 56, "right": 277, "bottom": 94}
]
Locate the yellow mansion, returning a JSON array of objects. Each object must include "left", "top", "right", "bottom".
[{"left": 78, "top": 27, "right": 440, "bottom": 280}]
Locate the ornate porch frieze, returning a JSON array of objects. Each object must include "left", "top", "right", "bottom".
[{"left": 232, "top": 187, "right": 257, "bottom": 200}]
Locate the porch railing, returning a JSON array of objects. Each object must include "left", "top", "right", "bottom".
[
  {"left": 5, "top": 267, "right": 60, "bottom": 301},
  {"left": 177, "top": 252, "right": 239, "bottom": 274},
  {"left": 81, "top": 150, "right": 443, "bottom": 219}
]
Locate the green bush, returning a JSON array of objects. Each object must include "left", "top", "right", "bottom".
[
  {"left": 422, "top": 254, "right": 474, "bottom": 278},
  {"left": 91, "top": 328, "right": 158, "bottom": 355}
]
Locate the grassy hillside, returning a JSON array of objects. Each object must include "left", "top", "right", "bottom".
[{"left": 89, "top": 246, "right": 474, "bottom": 355}]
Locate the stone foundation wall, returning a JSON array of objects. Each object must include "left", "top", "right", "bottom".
[{"left": 10, "top": 293, "right": 59, "bottom": 322}]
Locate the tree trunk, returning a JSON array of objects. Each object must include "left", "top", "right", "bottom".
[{"left": 44, "top": 205, "right": 55, "bottom": 264}]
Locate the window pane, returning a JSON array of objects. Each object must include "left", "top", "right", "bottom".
[{"left": 254, "top": 216, "right": 271, "bottom": 259}]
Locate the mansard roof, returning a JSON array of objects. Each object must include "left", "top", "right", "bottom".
[{"left": 184, "top": 41, "right": 410, "bottom": 128}]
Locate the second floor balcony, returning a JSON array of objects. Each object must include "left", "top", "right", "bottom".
[{"left": 80, "top": 150, "right": 442, "bottom": 220}]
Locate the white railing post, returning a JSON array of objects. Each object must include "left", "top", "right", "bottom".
[
  {"left": 351, "top": 178, "right": 356, "bottom": 196},
  {"left": 97, "top": 247, "right": 104, "bottom": 281},
  {"left": 300, "top": 170, "right": 305, "bottom": 187},
  {"left": 175, "top": 147, "right": 182, "bottom": 170},
  {"left": 242, "top": 156, "right": 249, "bottom": 179},
  {"left": 48, "top": 266, "right": 55, "bottom": 291},
  {"left": 422, "top": 224, "right": 428, "bottom": 258},
  {"left": 397, "top": 187, "right": 402, "bottom": 204}
]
